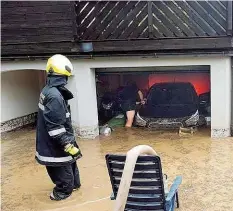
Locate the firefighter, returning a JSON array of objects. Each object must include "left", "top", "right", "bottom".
[{"left": 35, "top": 54, "right": 82, "bottom": 201}]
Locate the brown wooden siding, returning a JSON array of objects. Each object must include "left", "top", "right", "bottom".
[
  {"left": 1, "top": 1, "right": 75, "bottom": 56},
  {"left": 75, "top": 1, "right": 231, "bottom": 41},
  {"left": 1, "top": 1, "right": 232, "bottom": 58}
]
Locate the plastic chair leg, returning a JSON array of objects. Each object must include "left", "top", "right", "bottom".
[{"left": 176, "top": 192, "right": 179, "bottom": 208}]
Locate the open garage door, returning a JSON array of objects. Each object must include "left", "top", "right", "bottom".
[{"left": 96, "top": 65, "right": 210, "bottom": 134}]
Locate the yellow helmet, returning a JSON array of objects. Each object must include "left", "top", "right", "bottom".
[{"left": 46, "top": 54, "right": 73, "bottom": 77}]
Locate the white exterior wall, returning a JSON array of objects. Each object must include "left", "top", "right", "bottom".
[
  {"left": 68, "top": 67, "right": 99, "bottom": 138},
  {"left": 1, "top": 56, "right": 232, "bottom": 138},
  {"left": 231, "top": 57, "right": 233, "bottom": 134},
  {"left": 210, "top": 58, "right": 232, "bottom": 137}
]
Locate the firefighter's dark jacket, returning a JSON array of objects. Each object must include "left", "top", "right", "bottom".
[{"left": 36, "top": 76, "right": 80, "bottom": 166}]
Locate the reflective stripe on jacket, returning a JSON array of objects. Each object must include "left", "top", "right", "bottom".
[{"left": 35, "top": 76, "right": 80, "bottom": 166}]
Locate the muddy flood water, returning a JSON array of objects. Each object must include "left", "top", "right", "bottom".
[{"left": 1, "top": 126, "right": 233, "bottom": 211}]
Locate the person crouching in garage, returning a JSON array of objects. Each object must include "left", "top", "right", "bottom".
[
  {"left": 35, "top": 54, "right": 82, "bottom": 201},
  {"left": 119, "top": 81, "right": 145, "bottom": 127}
]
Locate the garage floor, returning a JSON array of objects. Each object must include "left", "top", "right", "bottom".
[{"left": 2, "top": 126, "right": 233, "bottom": 211}]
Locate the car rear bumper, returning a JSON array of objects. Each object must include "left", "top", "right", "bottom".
[
  {"left": 147, "top": 121, "right": 183, "bottom": 129},
  {"left": 135, "top": 112, "right": 199, "bottom": 129}
]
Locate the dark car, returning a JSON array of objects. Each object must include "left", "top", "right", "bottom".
[
  {"left": 198, "top": 92, "right": 211, "bottom": 126},
  {"left": 199, "top": 92, "right": 210, "bottom": 115},
  {"left": 135, "top": 82, "right": 199, "bottom": 129}
]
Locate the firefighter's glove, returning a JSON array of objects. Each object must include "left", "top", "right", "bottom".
[{"left": 64, "top": 143, "right": 80, "bottom": 157}]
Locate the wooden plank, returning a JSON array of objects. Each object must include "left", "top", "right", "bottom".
[
  {"left": 129, "top": 17, "right": 149, "bottom": 38},
  {"left": 99, "top": 2, "right": 138, "bottom": 40},
  {"left": 77, "top": 1, "right": 103, "bottom": 29},
  {"left": 148, "top": 1, "right": 153, "bottom": 38},
  {"left": 208, "top": 1, "right": 227, "bottom": 19},
  {"left": 1, "top": 21, "right": 73, "bottom": 29},
  {"left": 227, "top": 0, "right": 233, "bottom": 35},
  {"left": 186, "top": 1, "right": 226, "bottom": 35},
  {"left": 152, "top": 2, "right": 184, "bottom": 37},
  {"left": 88, "top": 37, "right": 233, "bottom": 52},
  {"left": 163, "top": 1, "right": 206, "bottom": 36},
  {"left": 139, "top": 26, "right": 149, "bottom": 38},
  {"left": 79, "top": 1, "right": 110, "bottom": 39},
  {"left": 1, "top": 4, "right": 72, "bottom": 15},
  {"left": 152, "top": 15, "right": 174, "bottom": 37},
  {"left": 108, "top": 1, "right": 143, "bottom": 39},
  {"left": 87, "top": 1, "right": 124, "bottom": 40},
  {"left": 219, "top": 0, "right": 227, "bottom": 8},
  {"left": 156, "top": 1, "right": 196, "bottom": 37},
  {"left": 1, "top": 13, "right": 72, "bottom": 22},
  {"left": 92, "top": 1, "right": 128, "bottom": 40},
  {"left": 74, "top": 1, "right": 88, "bottom": 22},
  {"left": 2, "top": 27, "right": 73, "bottom": 36},
  {"left": 152, "top": 25, "right": 164, "bottom": 38},
  {"left": 77, "top": 2, "right": 106, "bottom": 35},
  {"left": 75, "top": 1, "right": 88, "bottom": 13},
  {"left": 2, "top": 42, "right": 233, "bottom": 57},
  {"left": 2, "top": 34, "right": 73, "bottom": 44},
  {"left": 70, "top": 1, "right": 78, "bottom": 41},
  {"left": 1, "top": 1, "right": 69, "bottom": 8},
  {"left": 109, "top": 1, "right": 146, "bottom": 39},
  {"left": 76, "top": 2, "right": 97, "bottom": 26},
  {"left": 119, "top": 4, "right": 148, "bottom": 39},
  {"left": 81, "top": 2, "right": 116, "bottom": 40},
  {"left": 1, "top": 42, "right": 74, "bottom": 55},
  {"left": 175, "top": 1, "right": 217, "bottom": 36},
  {"left": 74, "top": 1, "right": 88, "bottom": 14},
  {"left": 197, "top": 1, "right": 226, "bottom": 29}
]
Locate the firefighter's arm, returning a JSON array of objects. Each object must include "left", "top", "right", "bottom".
[{"left": 43, "top": 95, "right": 79, "bottom": 156}]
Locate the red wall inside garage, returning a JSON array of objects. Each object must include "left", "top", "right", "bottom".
[
  {"left": 98, "top": 72, "right": 210, "bottom": 96},
  {"left": 149, "top": 72, "right": 210, "bottom": 95}
]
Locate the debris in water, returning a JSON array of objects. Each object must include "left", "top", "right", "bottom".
[
  {"left": 99, "top": 125, "right": 112, "bottom": 136},
  {"left": 179, "top": 126, "right": 197, "bottom": 136}
]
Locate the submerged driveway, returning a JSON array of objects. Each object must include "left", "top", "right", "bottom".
[{"left": 2, "top": 127, "right": 233, "bottom": 211}]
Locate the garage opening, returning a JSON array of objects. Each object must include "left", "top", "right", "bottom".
[
  {"left": 96, "top": 65, "right": 210, "bottom": 133},
  {"left": 1, "top": 69, "right": 46, "bottom": 132}
]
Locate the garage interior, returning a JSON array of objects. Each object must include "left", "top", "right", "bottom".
[
  {"left": 96, "top": 65, "right": 211, "bottom": 133},
  {"left": 1, "top": 70, "right": 46, "bottom": 132}
]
